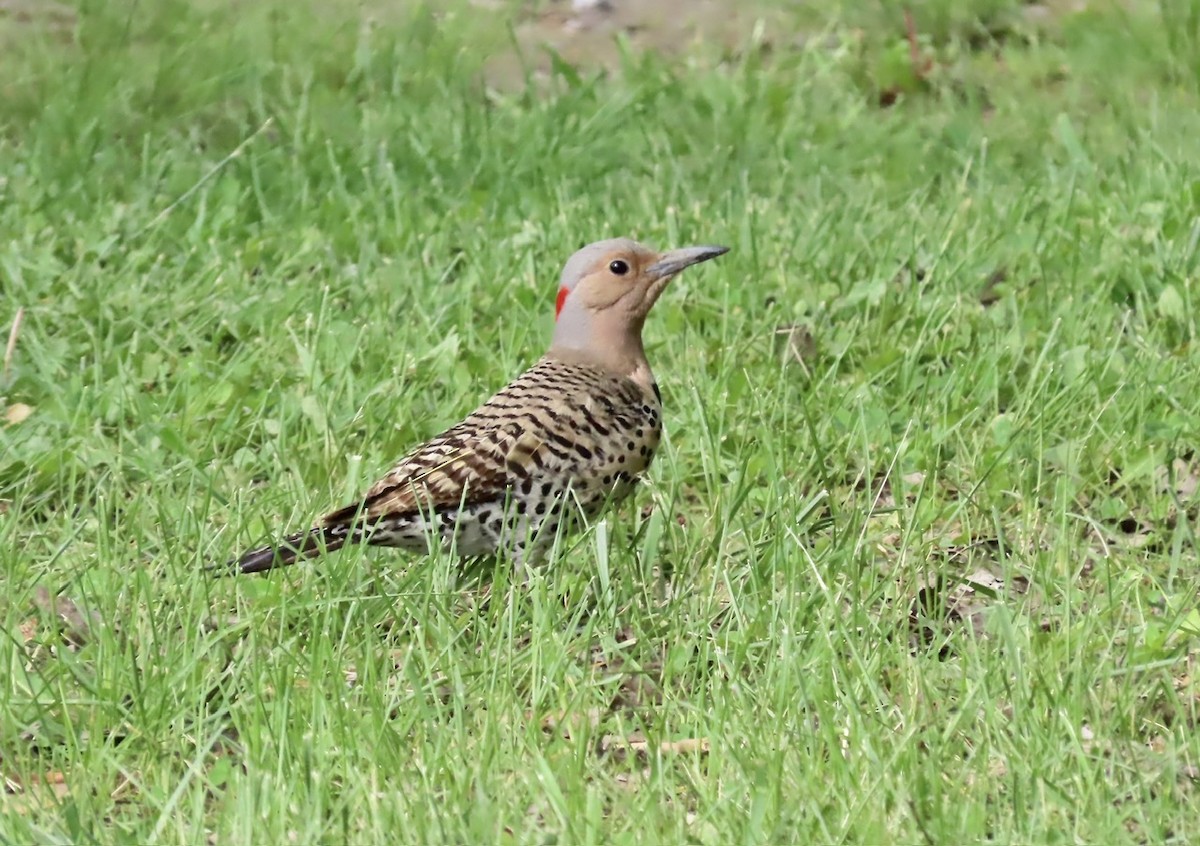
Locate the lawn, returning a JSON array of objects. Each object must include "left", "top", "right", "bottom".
[{"left": 2, "top": 0, "right": 1200, "bottom": 841}]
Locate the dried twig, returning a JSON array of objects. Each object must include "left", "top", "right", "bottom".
[{"left": 4, "top": 306, "right": 23, "bottom": 380}]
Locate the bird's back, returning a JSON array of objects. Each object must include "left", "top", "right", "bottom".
[{"left": 320, "top": 355, "right": 664, "bottom": 558}]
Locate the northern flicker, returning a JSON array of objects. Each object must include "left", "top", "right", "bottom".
[{"left": 229, "top": 238, "right": 728, "bottom": 575}]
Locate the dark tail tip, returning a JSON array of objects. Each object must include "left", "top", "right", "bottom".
[{"left": 213, "top": 526, "right": 347, "bottom": 576}]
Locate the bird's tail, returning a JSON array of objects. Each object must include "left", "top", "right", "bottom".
[{"left": 221, "top": 525, "right": 351, "bottom": 576}]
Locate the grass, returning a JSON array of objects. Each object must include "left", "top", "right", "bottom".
[{"left": 2, "top": 0, "right": 1200, "bottom": 841}]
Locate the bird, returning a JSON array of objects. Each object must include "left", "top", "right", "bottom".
[{"left": 227, "top": 237, "right": 729, "bottom": 576}]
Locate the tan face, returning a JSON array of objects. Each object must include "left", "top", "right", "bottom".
[
  {"left": 556, "top": 240, "right": 729, "bottom": 323},
  {"left": 559, "top": 244, "right": 662, "bottom": 319},
  {"left": 551, "top": 238, "right": 728, "bottom": 356}
]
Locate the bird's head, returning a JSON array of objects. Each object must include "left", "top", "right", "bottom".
[{"left": 550, "top": 238, "right": 728, "bottom": 365}]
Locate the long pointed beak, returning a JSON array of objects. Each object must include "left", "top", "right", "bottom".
[{"left": 646, "top": 245, "right": 729, "bottom": 280}]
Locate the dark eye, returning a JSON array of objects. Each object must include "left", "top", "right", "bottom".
[{"left": 609, "top": 260, "right": 629, "bottom": 275}]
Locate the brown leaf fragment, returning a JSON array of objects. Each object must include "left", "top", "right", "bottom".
[
  {"left": 1155, "top": 456, "right": 1199, "bottom": 500},
  {"left": 1102, "top": 516, "right": 1161, "bottom": 552},
  {"left": 538, "top": 708, "right": 605, "bottom": 741},
  {"left": 910, "top": 575, "right": 954, "bottom": 657},
  {"left": 909, "top": 562, "right": 1032, "bottom": 656},
  {"left": 3, "top": 402, "right": 33, "bottom": 426},
  {"left": 588, "top": 635, "right": 666, "bottom": 712},
  {"left": 597, "top": 733, "right": 709, "bottom": 761},
  {"left": 612, "top": 670, "right": 663, "bottom": 712},
  {"left": 775, "top": 323, "right": 817, "bottom": 368},
  {"left": 660, "top": 737, "right": 709, "bottom": 755},
  {"left": 979, "top": 267, "right": 1008, "bottom": 306},
  {"left": 613, "top": 769, "right": 650, "bottom": 791},
  {"left": 200, "top": 615, "right": 243, "bottom": 634},
  {"left": 31, "top": 587, "right": 98, "bottom": 648},
  {"left": 877, "top": 532, "right": 903, "bottom": 553},
  {"left": 943, "top": 537, "right": 1006, "bottom": 566},
  {"left": 3, "top": 770, "right": 72, "bottom": 815}
]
